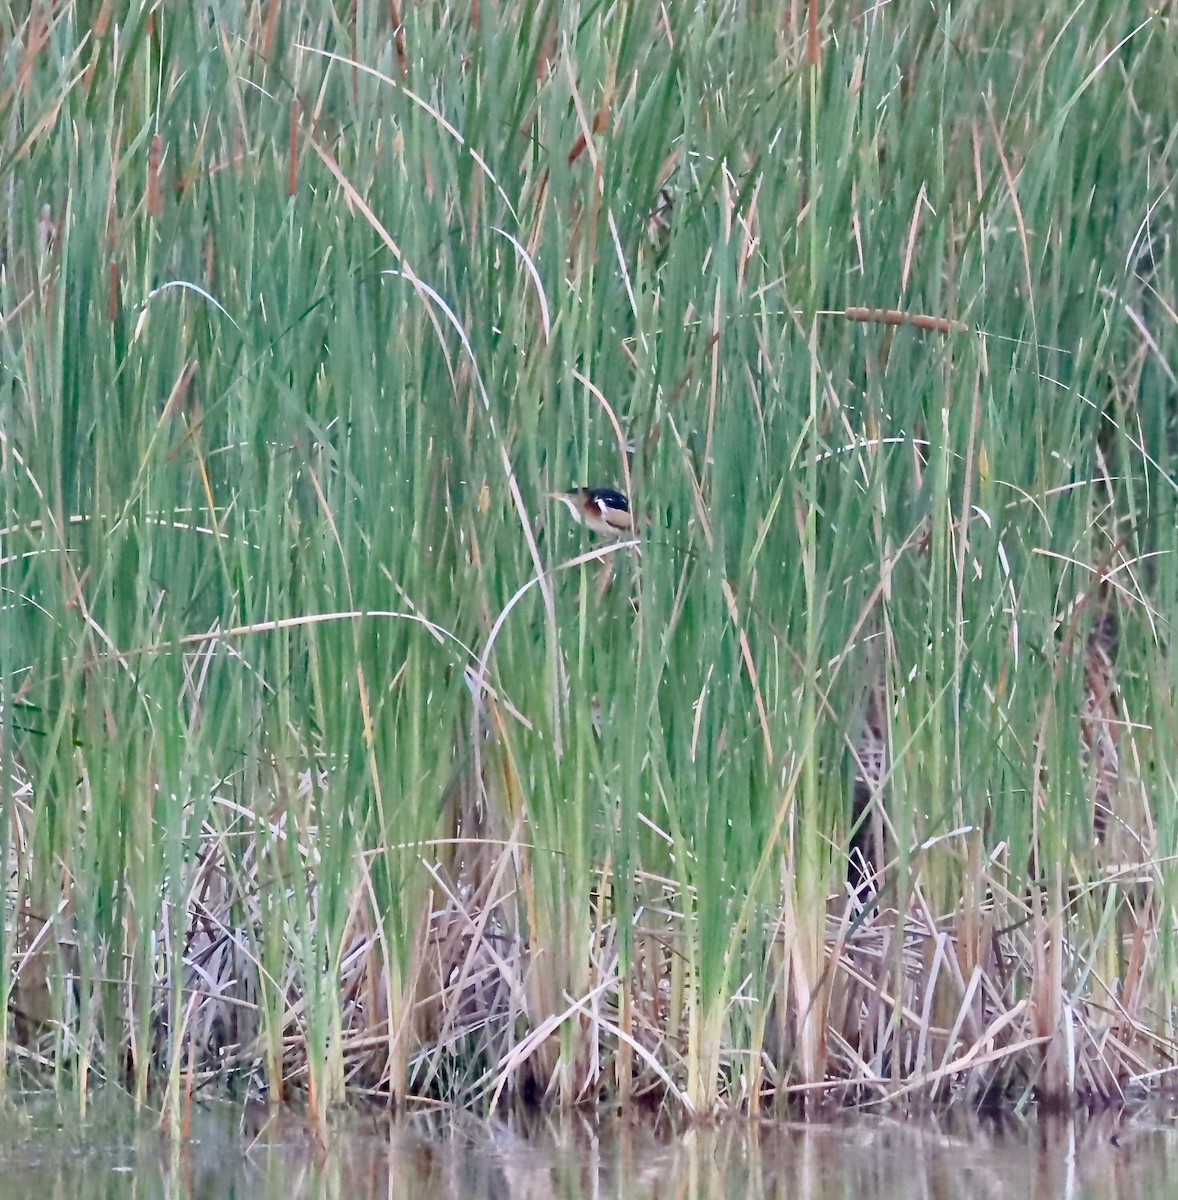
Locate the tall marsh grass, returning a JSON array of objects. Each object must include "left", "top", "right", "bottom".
[{"left": 1, "top": 1, "right": 1177, "bottom": 1117}]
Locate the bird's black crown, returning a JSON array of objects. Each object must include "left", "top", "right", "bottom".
[{"left": 579, "top": 487, "right": 630, "bottom": 513}]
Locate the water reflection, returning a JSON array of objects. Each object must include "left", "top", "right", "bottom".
[{"left": 0, "top": 1093, "right": 1173, "bottom": 1199}]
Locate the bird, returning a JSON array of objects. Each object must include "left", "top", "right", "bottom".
[{"left": 550, "top": 487, "right": 636, "bottom": 538}]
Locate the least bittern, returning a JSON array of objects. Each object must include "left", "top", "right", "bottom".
[
  {"left": 549, "top": 487, "right": 636, "bottom": 538},
  {"left": 550, "top": 486, "right": 638, "bottom": 599}
]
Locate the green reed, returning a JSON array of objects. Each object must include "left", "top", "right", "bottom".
[{"left": 0, "top": 1, "right": 1175, "bottom": 1115}]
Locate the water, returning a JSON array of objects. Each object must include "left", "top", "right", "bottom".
[{"left": 0, "top": 1092, "right": 1175, "bottom": 1198}]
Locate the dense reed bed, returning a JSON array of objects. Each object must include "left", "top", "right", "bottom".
[{"left": 1, "top": 1, "right": 1177, "bottom": 1120}]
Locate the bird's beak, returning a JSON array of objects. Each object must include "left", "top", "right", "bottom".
[{"left": 548, "top": 492, "right": 584, "bottom": 524}]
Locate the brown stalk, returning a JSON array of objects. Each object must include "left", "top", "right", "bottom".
[
  {"left": 107, "top": 258, "right": 119, "bottom": 322},
  {"left": 287, "top": 99, "right": 299, "bottom": 196},
  {"left": 148, "top": 133, "right": 162, "bottom": 217}
]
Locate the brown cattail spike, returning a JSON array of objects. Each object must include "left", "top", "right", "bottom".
[
  {"left": 389, "top": 1, "right": 407, "bottom": 78},
  {"left": 148, "top": 133, "right": 162, "bottom": 217},
  {"left": 287, "top": 100, "right": 299, "bottom": 197},
  {"left": 844, "top": 307, "right": 968, "bottom": 335},
  {"left": 108, "top": 258, "right": 119, "bottom": 322}
]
